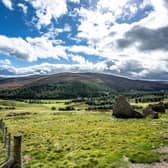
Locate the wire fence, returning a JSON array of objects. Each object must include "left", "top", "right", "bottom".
[{"left": 0, "top": 119, "right": 22, "bottom": 168}]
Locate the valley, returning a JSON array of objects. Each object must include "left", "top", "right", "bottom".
[{"left": 0, "top": 97, "right": 168, "bottom": 168}]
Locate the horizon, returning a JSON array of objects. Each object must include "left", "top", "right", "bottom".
[
  {"left": 1, "top": 72, "right": 168, "bottom": 82},
  {"left": 0, "top": 0, "right": 168, "bottom": 80}
]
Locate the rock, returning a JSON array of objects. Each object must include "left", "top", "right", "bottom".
[
  {"left": 164, "top": 102, "right": 168, "bottom": 109},
  {"left": 112, "top": 96, "right": 143, "bottom": 118},
  {"left": 142, "top": 102, "right": 166, "bottom": 119},
  {"left": 143, "top": 105, "right": 159, "bottom": 119},
  {"left": 150, "top": 102, "right": 165, "bottom": 113},
  {"left": 133, "top": 110, "right": 144, "bottom": 118}
]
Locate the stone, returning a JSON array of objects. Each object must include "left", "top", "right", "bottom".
[
  {"left": 112, "top": 96, "right": 143, "bottom": 118},
  {"left": 164, "top": 102, "right": 168, "bottom": 109},
  {"left": 150, "top": 102, "right": 165, "bottom": 113},
  {"left": 143, "top": 105, "right": 159, "bottom": 119}
]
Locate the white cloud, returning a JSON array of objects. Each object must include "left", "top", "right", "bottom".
[
  {"left": 1, "top": 0, "right": 168, "bottom": 80},
  {"left": 68, "top": 0, "right": 80, "bottom": 4},
  {"left": 0, "top": 35, "right": 34, "bottom": 61},
  {"left": 64, "top": 24, "right": 71, "bottom": 32},
  {"left": 69, "top": 0, "right": 168, "bottom": 80},
  {"left": 1, "top": 0, "right": 13, "bottom": 10},
  {"left": 0, "top": 59, "right": 11, "bottom": 65},
  {"left": 1, "top": 55, "right": 168, "bottom": 80},
  {"left": 97, "top": 0, "right": 128, "bottom": 17},
  {"left": 0, "top": 61, "right": 107, "bottom": 77},
  {"left": 136, "top": 0, "right": 168, "bottom": 29},
  {"left": 78, "top": 7, "right": 114, "bottom": 44},
  {"left": 0, "top": 35, "right": 68, "bottom": 62},
  {"left": 26, "top": 36, "right": 68, "bottom": 60},
  {"left": 29, "top": 0, "right": 67, "bottom": 29},
  {"left": 0, "top": 59, "right": 15, "bottom": 75},
  {"left": 71, "top": 54, "right": 89, "bottom": 64},
  {"left": 17, "top": 3, "right": 28, "bottom": 14},
  {"left": 68, "top": 45, "right": 100, "bottom": 56}
]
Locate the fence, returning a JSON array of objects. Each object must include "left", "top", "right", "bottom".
[{"left": 0, "top": 119, "right": 22, "bottom": 168}]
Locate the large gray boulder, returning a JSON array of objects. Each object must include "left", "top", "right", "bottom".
[
  {"left": 143, "top": 105, "right": 159, "bottom": 119},
  {"left": 150, "top": 102, "right": 165, "bottom": 113},
  {"left": 112, "top": 96, "right": 143, "bottom": 118}
]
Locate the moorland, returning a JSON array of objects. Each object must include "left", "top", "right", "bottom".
[{"left": 0, "top": 73, "right": 168, "bottom": 168}]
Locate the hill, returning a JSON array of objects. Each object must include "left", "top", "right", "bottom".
[{"left": 0, "top": 73, "right": 167, "bottom": 99}]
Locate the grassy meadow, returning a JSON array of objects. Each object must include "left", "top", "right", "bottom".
[{"left": 0, "top": 99, "right": 168, "bottom": 168}]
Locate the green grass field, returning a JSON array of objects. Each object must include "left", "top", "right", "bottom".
[{"left": 0, "top": 99, "right": 168, "bottom": 168}]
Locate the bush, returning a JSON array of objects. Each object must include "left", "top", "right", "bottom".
[
  {"left": 59, "top": 106, "right": 75, "bottom": 111},
  {"left": 86, "top": 105, "right": 113, "bottom": 111},
  {"left": 51, "top": 107, "right": 56, "bottom": 110},
  {"left": 4, "top": 106, "right": 16, "bottom": 110}
]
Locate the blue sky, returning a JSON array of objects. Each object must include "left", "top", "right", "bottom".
[{"left": 0, "top": 0, "right": 168, "bottom": 80}]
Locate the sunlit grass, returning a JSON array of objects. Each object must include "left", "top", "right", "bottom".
[
  {"left": 0, "top": 132, "right": 7, "bottom": 164},
  {"left": 0, "top": 100, "right": 168, "bottom": 167}
]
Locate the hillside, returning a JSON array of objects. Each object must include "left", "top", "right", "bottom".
[{"left": 0, "top": 73, "right": 167, "bottom": 99}]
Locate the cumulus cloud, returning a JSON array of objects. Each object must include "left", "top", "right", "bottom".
[
  {"left": 0, "top": 59, "right": 11, "bottom": 65},
  {"left": 17, "top": 3, "right": 28, "bottom": 14},
  {"left": 0, "top": 57, "right": 166, "bottom": 80},
  {"left": 0, "top": 35, "right": 68, "bottom": 61},
  {"left": 29, "top": 0, "right": 67, "bottom": 29},
  {"left": 70, "top": 55, "right": 90, "bottom": 64},
  {"left": 0, "top": 56, "right": 168, "bottom": 80},
  {"left": 0, "top": 61, "right": 107, "bottom": 77},
  {"left": 1, "top": 0, "right": 168, "bottom": 80},
  {"left": 0, "top": 59, "right": 15, "bottom": 76},
  {"left": 117, "top": 26, "right": 168, "bottom": 51},
  {"left": 68, "top": 45, "right": 100, "bottom": 56},
  {"left": 1, "top": 0, "right": 13, "bottom": 10},
  {"left": 70, "top": 0, "right": 168, "bottom": 79},
  {"left": 0, "top": 35, "right": 34, "bottom": 60},
  {"left": 0, "top": 34, "right": 101, "bottom": 64}
]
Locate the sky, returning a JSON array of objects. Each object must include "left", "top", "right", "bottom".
[{"left": 0, "top": 0, "right": 168, "bottom": 80}]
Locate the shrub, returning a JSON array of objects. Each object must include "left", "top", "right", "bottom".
[{"left": 51, "top": 107, "right": 56, "bottom": 110}]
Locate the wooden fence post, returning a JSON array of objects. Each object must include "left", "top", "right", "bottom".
[
  {"left": 7, "top": 133, "right": 11, "bottom": 159},
  {"left": 1, "top": 121, "right": 4, "bottom": 134},
  {"left": 14, "top": 133, "right": 22, "bottom": 168},
  {"left": 0, "top": 119, "right": 2, "bottom": 130},
  {"left": 2, "top": 123, "right": 5, "bottom": 143},
  {"left": 4, "top": 127, "right": 8, "bottom": 148}
]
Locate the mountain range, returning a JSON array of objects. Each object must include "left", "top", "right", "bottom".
[{"left": 0, "top": 73, "right": 167, "bottom": 99}]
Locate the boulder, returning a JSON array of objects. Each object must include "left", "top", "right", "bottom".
[
  {"left": 143, "top": 105, "right": 159, "bottom": 119},
  {"left": 112, "top": 96, "right": 143, "bottom": 118},
  {"left": 150, "top": 102, "right": 165, "bottom": 113},
  {"left": 164, "top": 102, "right": 168, "bottom": 109}
]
